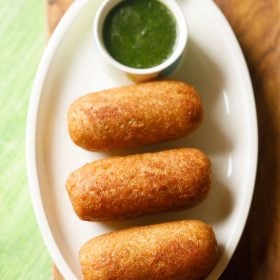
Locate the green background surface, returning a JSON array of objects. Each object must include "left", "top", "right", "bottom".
[{"left": 0, "top": 0, "right": 51, "bottom": 279}]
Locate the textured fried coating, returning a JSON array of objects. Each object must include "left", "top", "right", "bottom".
[
  {"left": 80, "top": 220, "right": 218, "bottom": 280},
  {"left": 67, "top": 80, "right": 203, "bottom": 151},
  {"left": 66, "top": 148, "right": 211, "bottom": 221}
]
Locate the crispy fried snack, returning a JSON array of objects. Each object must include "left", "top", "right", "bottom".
[
  {"left": 68, "top": 80, "right": 203, "bottom": 151},
  {"left": 80, "top": 220, "right": 218, "bottom": 280},
  {"left": 66, "top": 148, "right": 211, "bottom": 221}
]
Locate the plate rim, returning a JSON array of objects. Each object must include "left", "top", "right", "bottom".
[
  {"left": 26, "top": 0, "right": 258, "bottom": 279},
  {"left": 201, "top": 2, "right": 258, "bottom": 279}
]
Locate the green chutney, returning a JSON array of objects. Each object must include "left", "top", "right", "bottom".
[{"left": 103, "top": 0, "right": 177, "bottom": 69}]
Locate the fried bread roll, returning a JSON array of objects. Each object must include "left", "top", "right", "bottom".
[
  {"left": 80, "top": 220, "right": 218, "bottom": 280},
  {"left": 68, "top": 80, "right": 203, "bottom": 151},
  {"left": 66, "top": 148, "right": 211, "bottom": 221}
]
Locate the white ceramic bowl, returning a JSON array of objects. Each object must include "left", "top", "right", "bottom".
[{"left": 93, "top": 0, "right": 187, "bottom": 81}]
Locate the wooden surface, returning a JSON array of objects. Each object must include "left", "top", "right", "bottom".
[
  {"left": 48, "top": 0, "right": 280, "bottom": 279},
  {"left": 46, "top": 0, "right": 72, "bottom": 36}
]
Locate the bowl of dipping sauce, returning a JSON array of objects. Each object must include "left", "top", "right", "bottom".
[{"left": 94, "top": 0, "right": 187, "bottom": 82}]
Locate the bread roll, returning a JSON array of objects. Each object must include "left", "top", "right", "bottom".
[
  {"left": 80, "top": 220, "right": 218, "bottom": 280},
  {"left": 66, "top": 148, "right": 211, "bottom": 221},
  {"left": 68, "top": 80, "right": 203, "bottom": 151}
]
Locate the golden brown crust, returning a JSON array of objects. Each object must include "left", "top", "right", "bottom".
[
  {"left": 67, "top": 80, "right": 203, "bottom": 151},
  {"left": 66, "top": 148, "right": 211, "bottom": 221},
  {"left": 79, "top": 220, "right": 218, "bottom": 280}
]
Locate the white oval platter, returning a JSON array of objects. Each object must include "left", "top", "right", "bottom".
[{"left": 26, "top": 0, "right": 258, "bottom": 279}]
